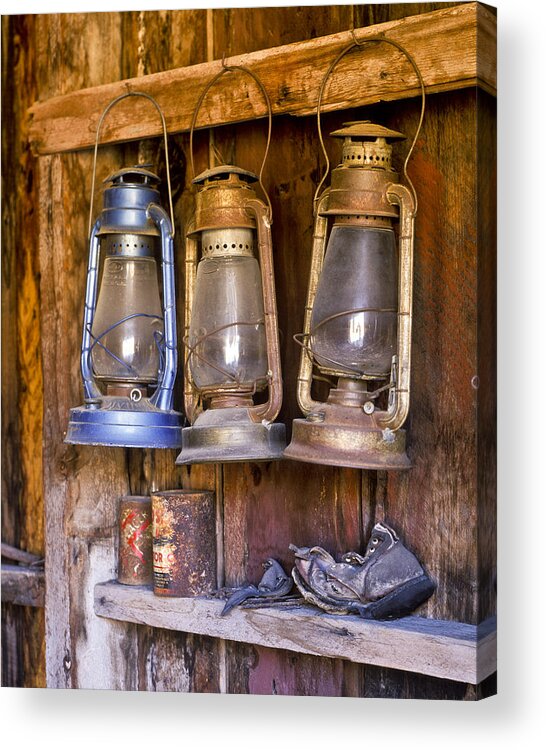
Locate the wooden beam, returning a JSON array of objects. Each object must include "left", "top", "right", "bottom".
[
  {"left": 2, "top": 565, "right": 45, "bottom": 607},
  {"left": 28, "top": 3, "right": 496, "bottom": 155},
  {"left": 1, "top": 542, "right": 43, "bottom": 566},
  {"left": 94, "top": 580, "right": 496, "bottom": 684}
]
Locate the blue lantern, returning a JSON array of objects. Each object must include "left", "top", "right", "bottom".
[{"left": 65, "top": 92, "right": 182, "bottom": 448}]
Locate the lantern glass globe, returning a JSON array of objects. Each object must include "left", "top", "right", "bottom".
[
  {"left": 91, "top": 255, "right": 163, "bottom": 384},
  {"left": 189, "top": 252, "right": 268, "bottom": 391},
  {"left": 310, "top": 225, "right": 398, "bottom": 378}
]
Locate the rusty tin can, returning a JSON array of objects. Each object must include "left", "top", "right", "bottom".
[
  {"left": 151, "top": 489, "right": 216, "bottom": 597},
  {"left": 118, "top": 495, "right": 153, "bottom": 585}
]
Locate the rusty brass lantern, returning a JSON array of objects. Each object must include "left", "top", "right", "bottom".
[
  {"left": 284, "top": 36, "right": 425, "bottom": 470},
  {"left": 176, "top": 64, "right": 285, "bottom": 464}
]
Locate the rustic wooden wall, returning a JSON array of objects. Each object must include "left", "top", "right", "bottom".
[
  {"left": 1, "top": 4, "right": 496, "bottom": 698},
  {"left": 1, "top": 13, "right": 45, "bottom": 688}
]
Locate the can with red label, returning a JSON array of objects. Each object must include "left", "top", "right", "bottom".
[
  {"left": 118, "top": 495, "right": 153, "bottom": 586},
  {"left": 151, "top": 489, "right": 216, "bottom": 597}
]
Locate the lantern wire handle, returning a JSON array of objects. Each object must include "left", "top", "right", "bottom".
[
  {"left": 314, "top": 33, "right": 426, "bottom": 213},
  {"left": 88, "top": 90, "right": 175, "bottom": 239},
  {"left": 189, "top": 57, "right": 273, "bottom": 222}
]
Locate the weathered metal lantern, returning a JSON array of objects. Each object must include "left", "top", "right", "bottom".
[
  {"left": 284, "top": 37, "right": 425, "bottom": 470},
  {"left": 65, "top": 92, "right": 182, "bottom": 448},
  {"left": 177, "top": 64, "right": 285, "bottom": 464}
]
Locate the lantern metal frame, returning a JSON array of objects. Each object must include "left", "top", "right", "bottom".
[
  {"left": 284, "top": 36, "right": 425, "bottom": 470},
  {"left": 176, "top": 62, "right": 285, "bottom": 464},
  {"left": 65, "top": 91, "right": 182, "bottom": 449}
]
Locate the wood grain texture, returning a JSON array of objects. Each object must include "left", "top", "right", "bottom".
[
  {"left": 94, "top": 581, "right": 496, "bottom": 684},
  {"left": 211, "top": 3, "right": 497, "bottom": 700},
  {"left": 32, "top": 8, "right": 223, "bottom": 694},
  {"left": 1, "top": 13, "right": 45, "bottom": 688},
  {"left": 382, "top": 89, "right": 486, "bottom": 624},
  {"left": 3, "top": 4, "right": 496, "bottom": 699},
  {"left": 1, "top": 566, "right": 45, "bottom": 608},
  {"left": 477, "top": 89, "right": 496, "bottom": 623},
  {"left": 27, "top": 3, "right": 497, "bottom": 155},
  {"left": 1, "top": 543, "right": 42, "bottom": 566},
  {"left": 36, "top": 12, "right": 141, "bottom": 691},
  {"left": 212, "top": 4, "right": 362, "bottom": 698},
  {"left": 1, "top": 605, "right": 23, "bottom": 686}
]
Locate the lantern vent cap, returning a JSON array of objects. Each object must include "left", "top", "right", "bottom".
[
  {"left": 104, "top": 166, "right": 161, "bottom": 187},
  {"left": 330, "top": 121, "right": 406, "bottom": 141},
  {"left": 193, "top": 165, "right": 258, "bottom": 186}
]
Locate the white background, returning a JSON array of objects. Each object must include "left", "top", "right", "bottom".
[{"left": 1, "top": 0, "right": 544, "bottom": 747}]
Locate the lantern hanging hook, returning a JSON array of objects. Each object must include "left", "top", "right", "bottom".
[
  {"left": 189, "top": 57, "right": 273, "bottom": 222},
  {"left": 88, "top": 91, "right": 175, "bottom": 239},
  {"left": 314, "top": 33, "right": 426, "bottom": 214}
]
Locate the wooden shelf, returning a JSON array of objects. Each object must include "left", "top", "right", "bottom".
[
  {"left": 29, "top": 3, "right": 496, "bottom": 155},
  {"left": 95, "top": 580, "right": 496, "bottom": 684}
]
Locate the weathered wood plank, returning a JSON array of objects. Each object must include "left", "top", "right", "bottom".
[
  {"left": 28, "top": 3, "right": 496, "bottom": 155},
  {"left": 1, "top": 605, "right": 23, "bottom": 686},
  {"left": 383, "top": 88, "right": 486, "bottom": 624},
  {"left": 34, "top": 8, "right": 224, "bottom": 694},
  {"left": 212, "top": 3, "right": 368, "bottom": 699},
  {"left": 1, "top": 565, "right": 45, "bottom": 608},
  {"left": 122, "top": 8, "right": 223, "bottom": 696},
  {"left": 1, "top": 12, "right": 45, "bottom": 689},
  {"left": 36, "top": 12, "right": 139, "bottom": 691},
  {"left": 1, "top": 15, "right": 43, "bottom": 560},
  {"left": 477, "top": 88, "right": 496, "bottom": 623},
  {"left": 38, "top": 151, "right": 72, "bottom": 690},
  {"left": 1, "top": 543, "right": 42, "bottom": 566},
  {"left": 348, "top": 86, "right": 496, "bottom": 700},
  {"left": 94, "top": 581, "right": 496, "bottom": 684},
  {"left": 3, "top": 4, "right": 496, "bottom": 700}
]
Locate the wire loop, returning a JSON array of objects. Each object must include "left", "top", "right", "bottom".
[
  {"left": 183, "top": 319, "right": 269, "bottom": 394},
  {"left": 293, "top": 332, "right": 394, "bottom": 397},
  {"left": 88, "top": 91, "right": 175, "bottom": 239},
  {"left": 314, "top": 33, "right": 426, "bottom": 213},
  {"left": 189, "top": 59, "right": 273, "bottom": 221},
  {"left": 86, "top": 312, "right": 164, "bottom": 379}
]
